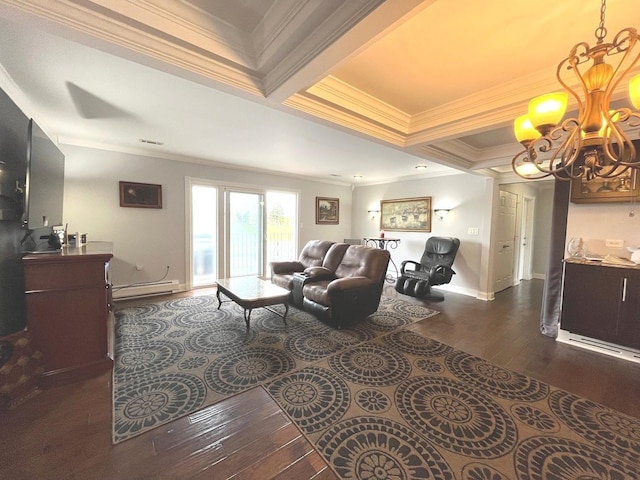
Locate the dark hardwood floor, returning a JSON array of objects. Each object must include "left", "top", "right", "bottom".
[{"left": 2, "top": 280, "right": 639, "bottom": 479}]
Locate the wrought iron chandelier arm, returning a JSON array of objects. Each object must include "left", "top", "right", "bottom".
[{"left": 512, "top": 0, "right": 640, "bottom": 181}]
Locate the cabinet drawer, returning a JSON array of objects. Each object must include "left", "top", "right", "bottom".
[{"left": 25, "top": 261, "right": 106, "bottom": 291}]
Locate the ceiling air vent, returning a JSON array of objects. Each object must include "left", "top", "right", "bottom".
[{"left": 139, "top": 138, "right": 164, "bottom": 146}]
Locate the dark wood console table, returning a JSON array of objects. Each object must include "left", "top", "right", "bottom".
[{"left": 23, "top": 242, "right": 114, "bottom": 387}]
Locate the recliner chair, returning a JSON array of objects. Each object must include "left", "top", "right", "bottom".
[{"left": 395, "top": 236, "right": 460, "bottom": 301}]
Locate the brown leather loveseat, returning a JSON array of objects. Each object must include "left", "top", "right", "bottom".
[{"left": 271, "top": 241, "right": 390, "bottom": 328}]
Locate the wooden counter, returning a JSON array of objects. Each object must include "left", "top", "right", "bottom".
[{"left": 23, "top": 242, "right": 114, "bottom": 387}]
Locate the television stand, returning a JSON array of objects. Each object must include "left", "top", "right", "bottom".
[{"left": 23, "top": 242, "right": 114, "bottom": 387}]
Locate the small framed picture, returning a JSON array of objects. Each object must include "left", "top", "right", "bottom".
[
  {"left": 316, "top": 197, "right": 339, "bottom": 225},
  {"left": 119, "top": 181, "right": 162, "bottom": 208}
]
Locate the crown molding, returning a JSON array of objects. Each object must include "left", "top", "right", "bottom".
[
  {"left": 284, "top": 91, "right": 407, "bottom": 146},
  {"left": 94, "top": 0, "right": 256, "bottom": 67},
  {"left": 261, "top": 0, "right": 384, "bottom": 98},
  {"left": 411, "top": 145, "right": 474, "bottom": 171},
  {"left": 1, "top": 0, "right": 264, "bottom": 94},
  {"left": 307, "top": 76, "right": 410, "bottom": 132},
  {"left": 253, "top": 0, "right": 315, "bottom": 70}
]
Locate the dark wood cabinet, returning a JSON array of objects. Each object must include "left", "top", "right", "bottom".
[
  {"left": 561, "top": 260, "right": 640, "bottom": 349},
  {"left": 23, "top": 243, "right": 114, "bottom": 387}
]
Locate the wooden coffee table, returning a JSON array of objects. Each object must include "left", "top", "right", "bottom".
[{"left": 215, "top": 277, "right": 290, "bottom": 328}]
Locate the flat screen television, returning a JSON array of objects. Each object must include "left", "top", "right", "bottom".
[{"left": 24, "top": 119, "right": 65, "bottom": 231}]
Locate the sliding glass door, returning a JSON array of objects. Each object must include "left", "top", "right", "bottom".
[{"left": 187, "top": 178, "right": 298, "bottom": 287}]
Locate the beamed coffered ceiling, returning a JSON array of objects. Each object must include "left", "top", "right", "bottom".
[{"left": 1, "top": 0, "right": 639, "bottom": 184}]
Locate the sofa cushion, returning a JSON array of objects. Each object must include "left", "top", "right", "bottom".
[
  {"left": 299, "top": 240, "right": 335, "bottom": 268},
  {"left": 302, "top": 280, "right": 333, "bottom": 306},
  {"left": 335, "top": 245, "right": 390, "bottom": 283},
  {"left": 270, "top": 240, "right": 335, "bottom": 290}
]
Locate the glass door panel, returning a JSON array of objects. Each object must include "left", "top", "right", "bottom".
[
  {"left": 191, "top": 184, "right": 217, "bottom": 286},
  {"left": 265, "top": 191, "right": 297, "bottom": 276},
  {"left": 228, "top": 191, "right": 263, "bottom": 277}
]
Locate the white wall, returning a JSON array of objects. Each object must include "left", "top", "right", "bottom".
[
  {"left": 62, "top": 145, "right": 353, "bottom": 287},
  {"left": 351, "top": 173, "right": 494, "bottom": 299},
  {"left": 566, "top": 201, "right": 640, "bottom": 257},
  {"left": 62, "top": 145, "right": 560, "bottom": 300}
]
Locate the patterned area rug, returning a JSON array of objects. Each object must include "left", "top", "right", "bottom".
[
  {"left": 112, "top": 295, "right": 438, "bottom": 444},
  {"left": 265, "top": 330, "right": 640, "bottom": 479}
]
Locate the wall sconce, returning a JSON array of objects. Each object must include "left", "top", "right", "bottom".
[
  {"left": 368, "top": 209, "right": 380, "bottom": 220},
  {"left": 434, "top": 209, "right": 450, "bottom": 220}
]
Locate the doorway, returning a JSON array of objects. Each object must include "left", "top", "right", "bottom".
[
  {"left": 494, "top": 190, "right": 517, "bottom": 293},
  {"left": 517, "top": 196, "right": 535, "bottom": 282}
]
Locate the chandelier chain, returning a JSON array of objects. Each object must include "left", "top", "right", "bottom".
[{"left": 595, "top": 0, "right": 607, "bottom": 44}]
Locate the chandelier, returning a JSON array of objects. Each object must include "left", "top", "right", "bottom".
[{"left": 512, "top": 0, "right": 640, "bottom": 180}]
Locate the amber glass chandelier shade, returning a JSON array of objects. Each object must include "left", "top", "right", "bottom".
[
  {"left": 528, "top": 92, "right": 568, "bottom": 132},
  {"left": 514, "top": 115, "right": 542, "bottom": 143},
  {"left": 512, "top": 1, "right": 640, "bottom": 181},
  {"left": 631, "top": 73, "right": 640, "bottom": 110}
]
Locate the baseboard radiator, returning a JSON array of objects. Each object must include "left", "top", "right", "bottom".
[{"left": 113, "top": 280, "right": 180, "bottom": 300}]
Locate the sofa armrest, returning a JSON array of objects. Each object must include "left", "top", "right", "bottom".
[
  {"left": 271, "top": 261, "right": 304, "bottom": 274},
  {"left": 327, "top": 276, "right": 374, "bottom": 293},
  {"left": 303, "top": 266, "right": 336, "bottom": 281}
]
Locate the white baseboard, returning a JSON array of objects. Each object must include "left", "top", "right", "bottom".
[
  {"left": 113, "top": 280, "right": 181, "bottom": 299},
  {"left": 434, "top": 284, "right": 493, "bottom": 301},
  {"left": 557, "top": 329, "right": 640, "bottom": 364},
  {"left": 532, "top": 273, "right": 546, "bottom": 280}
]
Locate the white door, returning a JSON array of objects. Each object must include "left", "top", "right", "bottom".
[
  {"left": 494, "top": 190, "right": 517, "bottom": 293},
  {"left": 518, "top": 196, "right": 535, "bottom": 281}
]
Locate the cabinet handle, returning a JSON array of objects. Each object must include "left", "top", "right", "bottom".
[{"left": 622, "top": 277, "right": 627, "bottom": 302}]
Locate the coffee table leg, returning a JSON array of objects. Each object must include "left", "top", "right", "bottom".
[
  {"left": 282, "top": 303, "right": 289, "bottom": 325},
  {"left": 243, "top": 308, "right": 251, "bottom": 328},
  {"left": 216, "top": 289, "right": 222, "bottom": 309}
]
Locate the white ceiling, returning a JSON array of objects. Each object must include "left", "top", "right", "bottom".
[{"left": 0, "top": 0, "right": 639, "bottom": 185}]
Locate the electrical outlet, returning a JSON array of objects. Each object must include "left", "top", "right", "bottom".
[
  {"left": 135, "top": 264, "right": 144, "bottom": 271},
  {"left": 605, "top": 239, "right": 624, "bottom": 248},
  {"left": 468, "top": 227, "right": 479, "bottom": 236}
]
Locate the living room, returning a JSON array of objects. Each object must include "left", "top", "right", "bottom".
[{"left": 2, "top": 1, "right": 640, "bottom": 478}]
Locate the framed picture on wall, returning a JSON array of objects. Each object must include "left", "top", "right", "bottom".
[
  {"left": 316, "top": 197, "right": 339, "bottom": 224},
  {"left": 119, "top": 181, "right": 163, "bottom": 208},
  {"left": 380, "top": 196, "right": 431, "bottom": 232}
]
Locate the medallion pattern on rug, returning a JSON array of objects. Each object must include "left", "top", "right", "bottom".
[
  {"left": 265, "top": 331, "right": 640, "bottom": 479},
  {"left": 113, "top": 294, "right": 640, "bottom": 479},
  {"left": 112, "top": 295, "right": 438, "bottom": 444}
]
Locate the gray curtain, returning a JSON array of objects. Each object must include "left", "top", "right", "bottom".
[{"left": 540, "top": 177, "right": 571, "bottom": 337}]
